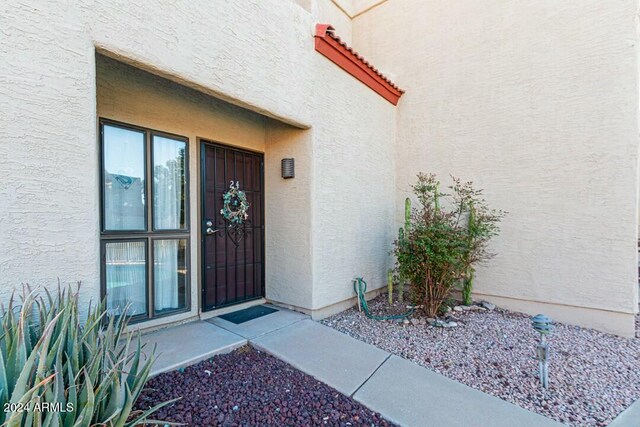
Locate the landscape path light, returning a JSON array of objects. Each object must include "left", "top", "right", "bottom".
[{"left": 531, "top": 314, "right": 553, "bottom": 389}]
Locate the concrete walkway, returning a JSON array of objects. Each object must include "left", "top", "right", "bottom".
[
  {"left": 252, "top": 318, "right": 561, "bottom": 427},
  {"left": 609, "top": 398, "right": 640, "bottom": 427},
  {"left": 140, "top": 305, "right": 307, "bottom": 376},
  {"left": 140, "top": 321, "right": 247, "bottom": 376},
  {"left": 354, "top": 355, "right": 558, "bottom": 427},
  {"left": 252, "top": 319, "right": 389, "bottom": 396},
  {"left": 142, "top": 306, "right": 571, "bottom": 426}
]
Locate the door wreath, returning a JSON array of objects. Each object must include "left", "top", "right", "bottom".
[{"left": 220, "top": 181, "right": 250, "bottom": 225}]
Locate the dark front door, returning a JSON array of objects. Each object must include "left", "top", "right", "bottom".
[{"left": 201, "top": 141, "right": 264, "bottom": 310}]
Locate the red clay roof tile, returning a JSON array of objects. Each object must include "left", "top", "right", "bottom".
[{"left": 314, "top": 24, "right": 405, "bottom": 105}]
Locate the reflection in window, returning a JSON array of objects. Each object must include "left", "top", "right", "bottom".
[
  {"left": 105, "top": 241, "right": 147, "bottom": 316},
  {"left": 154, "top": 239, "right": 187, "bottom": 313},
  {"left": 102, "top": 125, "right": 146, "bottom": 231},
  {"left": 100, "top": 120, "right": 190, "bottom": 322},
  {"left": 153, "top": 136, "right": 187, "bottom": 230}
]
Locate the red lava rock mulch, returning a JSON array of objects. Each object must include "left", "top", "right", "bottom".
[{"left": 134, "top": 345, "right": 396, "bottom": 427}]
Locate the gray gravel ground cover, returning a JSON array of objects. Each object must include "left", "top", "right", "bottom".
[{"left": 321, "top": 295, "right": 640, "bottom": 426}]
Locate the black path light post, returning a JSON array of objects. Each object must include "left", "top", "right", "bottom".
[{"left": 532, "top": 314, "right": 553, "bottom": 389}]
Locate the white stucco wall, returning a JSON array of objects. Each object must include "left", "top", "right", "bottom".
[
  {"left": 0, "top": 1, "right": 98, "bottom": 310},
  {"left": 90, "top": 1, "right": 316, "bottom": 129},
  {"left": 314, "top": 0, "right": 353, "bottom": 44},
  {"left": 353, "top": 0, "right": 639, "bottom": 336},
  {"left": 309, "top": 56, "right": 397, "bottom": 315},
  {"left": 265, "top": 123, "right": 315, "bottom": 309},
  {"left": 267, "top": 0, "right": 398, "bottom": 315},
  {"left": 351, "top": 0, "right": 388, "bottom": 16},
  {"left": 329, "top": 0, "right": 388, "bottom": 18}
]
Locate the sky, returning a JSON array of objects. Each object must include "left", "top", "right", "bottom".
[{"left": 103, "top": 125, "right": 184, "bottom": 179}]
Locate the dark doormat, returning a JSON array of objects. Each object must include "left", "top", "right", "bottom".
[{"left": 219, "top": 305, "right": 278, "bottom": 324}]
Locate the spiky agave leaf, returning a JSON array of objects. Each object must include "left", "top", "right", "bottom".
[
  {"left": 0, "top": 286, "right": 166, "bottom": 426},
  {"left": 4, "top": 374, "right": 55, "bottom": 427}
]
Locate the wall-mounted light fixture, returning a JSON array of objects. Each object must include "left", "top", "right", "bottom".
[{"left": 281, "top": 158, "right": 295, "bottom": 179}]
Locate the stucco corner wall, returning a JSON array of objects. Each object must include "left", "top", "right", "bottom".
[
  {"left": 314, "top": 0, "right": 354, "bottom": 44},
  {"left": 309, "top": 52, "right": 398, "bottom": 311},
  {"left": 265, "top": 122, "right": 315, "bottom": 310},
  {"left": 352, "top": 0, "right": 639, "bottom": 336},
  {"left": 0, "top": 0, "right": 99, "bottom": 310}
]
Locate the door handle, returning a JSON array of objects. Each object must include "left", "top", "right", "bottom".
[{"left": 205, "top": 219, "right": 217, "bottom": 235}]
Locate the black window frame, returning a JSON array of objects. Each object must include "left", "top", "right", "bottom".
[{"left": 99, "top": 118, "right": 191, "bottom": 323}]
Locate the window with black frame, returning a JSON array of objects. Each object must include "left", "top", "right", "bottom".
[{"left": 100, "top": 120, "right": 189, "bottom": 321}]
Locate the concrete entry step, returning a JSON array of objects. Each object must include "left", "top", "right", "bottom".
[
  {"left": 252, "top": 319, "right": 390, "bottom": 396},
  {"left": 208, "top": 304, "right": 308, "bottom": 339},
  {"left": 140, "top": 321, "right": 247, "bottom": 377}
]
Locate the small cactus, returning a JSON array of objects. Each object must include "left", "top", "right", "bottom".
[
  {"left": 387, "top": 268, "right": 393, "bottom": 305},
  {"left": 397, "top": 228, "right": 404, "bottom": 304},
  {"left": 462, "top": 270, "right": 474, "bottom": 306},
  {"left": 397, "top": 198, "right": 411, "bottom": 303},
  {"left": 462, "top": 204, "right": 476, "bottom": 306},
  {"left": 404, "top": 197, "right": 411, "bottom": 229},
  {"left": 398, "top": 197, "right": 411, "bottom": 302}
]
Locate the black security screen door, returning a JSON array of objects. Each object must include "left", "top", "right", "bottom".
[{"left": 201, "top": 141, "right": 264, "bottom": 310}]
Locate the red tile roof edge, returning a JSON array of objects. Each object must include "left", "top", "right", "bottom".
[{"left": 314, "top": 23, "right": 405, "bottom": 106}]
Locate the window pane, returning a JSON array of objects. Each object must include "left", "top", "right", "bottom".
[
  {"left": 105, "top": 241, "right": 147, "bottom": 316},
  {"left": 154, "top": 239, "right": 187, "bottom": 313},
  {"left": 103, "top": 125, "right": 146, "bottom": 231},
  {"left": 153, "top": 136, "right": 187, "bottom": 230}
]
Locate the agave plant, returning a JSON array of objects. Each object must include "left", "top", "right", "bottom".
[{"left": 0, "top": 286, "right": 173, "bottom": 427}]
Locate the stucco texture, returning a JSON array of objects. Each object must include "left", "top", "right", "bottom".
[
  {"left": 315, "top": 0, "right": 354, "bottom": 44},
  {"left": 310, "top": 54, "right": 397, "bottom": 313},
  {"left": 0, "top": 0, "right": 97, "bottom": 310},
  {"left": 353, "top": 0, "right": 639, "bottom": 336},
  {"left": 2, "top": 0, "right": 638, "bottom": 336},
  {"left": 264, "top": 123, "right": 315, "bottom": 310},
  {"left": 0, "top": 0, "right": 395, "bottom": 327}
]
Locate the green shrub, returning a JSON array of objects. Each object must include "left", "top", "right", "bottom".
[
  {"left": 0, "top": 286, "right": 172, "bottom": 426},
  {"left": 394, "top": 173, "right": 504, "bottom": 317}
]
